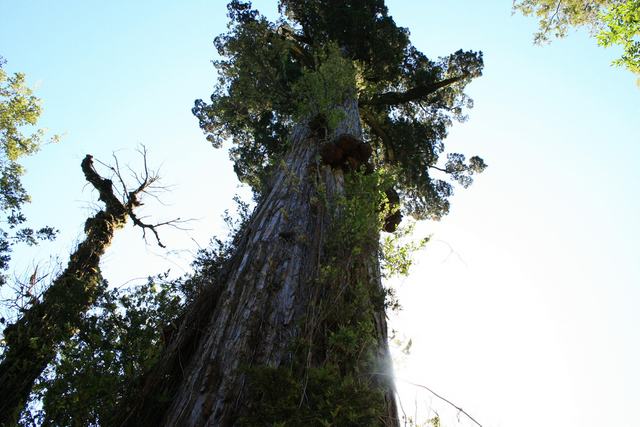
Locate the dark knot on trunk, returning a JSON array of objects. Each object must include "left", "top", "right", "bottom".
[
  {"left": 382, "top": 188, "right": 402, "bottom": 233},
  {"left": 320, "top": 133, "right": 373, "bottom": 175},
  {"left": 308, "top": 113, "right": 327, "bottom": 140}
]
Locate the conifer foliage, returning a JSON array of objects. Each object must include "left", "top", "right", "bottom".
[{"left": 193, "top": 0, "right": 486, "bottom": 219}]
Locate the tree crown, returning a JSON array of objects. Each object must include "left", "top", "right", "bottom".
[{"left": 193, "top": 0, "right": 486, "bottom": 221}]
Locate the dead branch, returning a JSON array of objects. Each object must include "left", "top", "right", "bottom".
[
  {"left": 399, "top": 378, "right": 483, "bottom": 427},
  {"left": 87, "top": 146, "right": 180, "bottom": 248}
]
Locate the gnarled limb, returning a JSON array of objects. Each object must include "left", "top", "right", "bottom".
[
  {"left": 0, "top": 151, "right": 174, "bottom": 426},
  {"left": 359, "top": 107, "right": 396, "bottom": 164},
  {"left": 358, "top": 76, "right": 463, "bottom": 107}
]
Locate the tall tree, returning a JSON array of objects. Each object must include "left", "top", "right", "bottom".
[
  {"left": 117, "top": 1, "right": 485, "bottom": 426},
  {"left": 513, "top": 0, "right": 640, "bottom": 85},
  {"left": 0, "top": 152, "right": 171, "bottom": 426}
]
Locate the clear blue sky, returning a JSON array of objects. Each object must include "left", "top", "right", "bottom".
[{"left": 1, "top": 1, "right": 639, "bottom": 426}]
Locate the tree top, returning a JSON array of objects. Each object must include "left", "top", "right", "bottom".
[{"left": 193, "top": 0, "right": 486, "bottom": 221}]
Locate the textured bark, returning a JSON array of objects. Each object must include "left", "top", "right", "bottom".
[{"left": 119, "top": 100, "right": 399, "bottom": 426}]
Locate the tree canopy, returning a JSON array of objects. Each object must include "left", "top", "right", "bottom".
[
  {"left": 0, "top": 57, "right": 60, "bottom": 287},
  {"left": 193, "top": 0, "right": 486, "bottom": 222},
  {"left": 513, "top": 0, "right": 640, "bottom": 85}
]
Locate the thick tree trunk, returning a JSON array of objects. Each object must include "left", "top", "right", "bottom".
[{"left": 120, "top": 100, "right": 399, "bottom": 426}]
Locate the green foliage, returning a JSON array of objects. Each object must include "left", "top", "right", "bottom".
[
  {"left": 291, "top": 44, "right": 358, "bottom": 129},
  {"left": 513, "top": 0, "right": 640, "bottom": 85},
  {"left": 513, "top": 0, "right": 614, "bottom": 42},
  {"left": 597, "top": 0, "right": 640, "bottom": 82},
  {"left": 0, "top": 63, "right": 59, "bottom": 176},
  {"left": 0, "top": 57, "right": 60, "bottom": 286},
  {"left": 278, "top": 0, "right": 410, "bottom": 83},
  {"left": 193, "top": 1, "right": 486, "bottom": 220},
  {"left": 18, "top": 276, "right": 183, "bottom": 427},
  {"left": 381, "top": 221, "right": 430, "bottom": 279},
  {"left": 192, "top": 3, "right": 300, "bottom": 191},
  {"left": 365, "top": 47, "right": 484, "bottom": 221},
  {"left": 244, "top": 361, "right": 387, "bottom": 427},
  {"left": 443, "top": 153, "right": 488, "bottom": 189}
]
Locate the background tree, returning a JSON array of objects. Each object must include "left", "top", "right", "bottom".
[
  {"left": 512, "top": 0, "right": 640, "bottom": 85},
  {"left": 118, "top": 1, "right": 485, "bottom": 426},
  {"left": 0, "top": 151, "right": 174, "bottom": 426},
  {"left": 0, "top": 56, "right": 61, "bottom": 288}
]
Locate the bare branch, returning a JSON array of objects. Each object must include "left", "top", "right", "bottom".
[
  {"left": 370, "top": 373, "right": 484, "bottom": 427},
  {"left": 126, "top": 215, "right": 186, "bottom": 249},
  {"left": 399, "top": 378, "right": 483, "bottom": 427},
  {"left": 83, "top": 148, "right": 181, "bottom": 249}
]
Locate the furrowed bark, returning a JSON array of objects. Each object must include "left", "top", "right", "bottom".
[{"left": 118, "top": 99, "right": 399, "bottom": 427}]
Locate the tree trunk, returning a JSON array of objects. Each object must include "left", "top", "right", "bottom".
[{"left": 120, "top": 99, "right": 399, "bottom": 427}]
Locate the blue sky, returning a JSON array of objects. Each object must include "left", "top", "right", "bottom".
[{"left": 1, "top": 1, "right": 639, "bottom": 426}]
